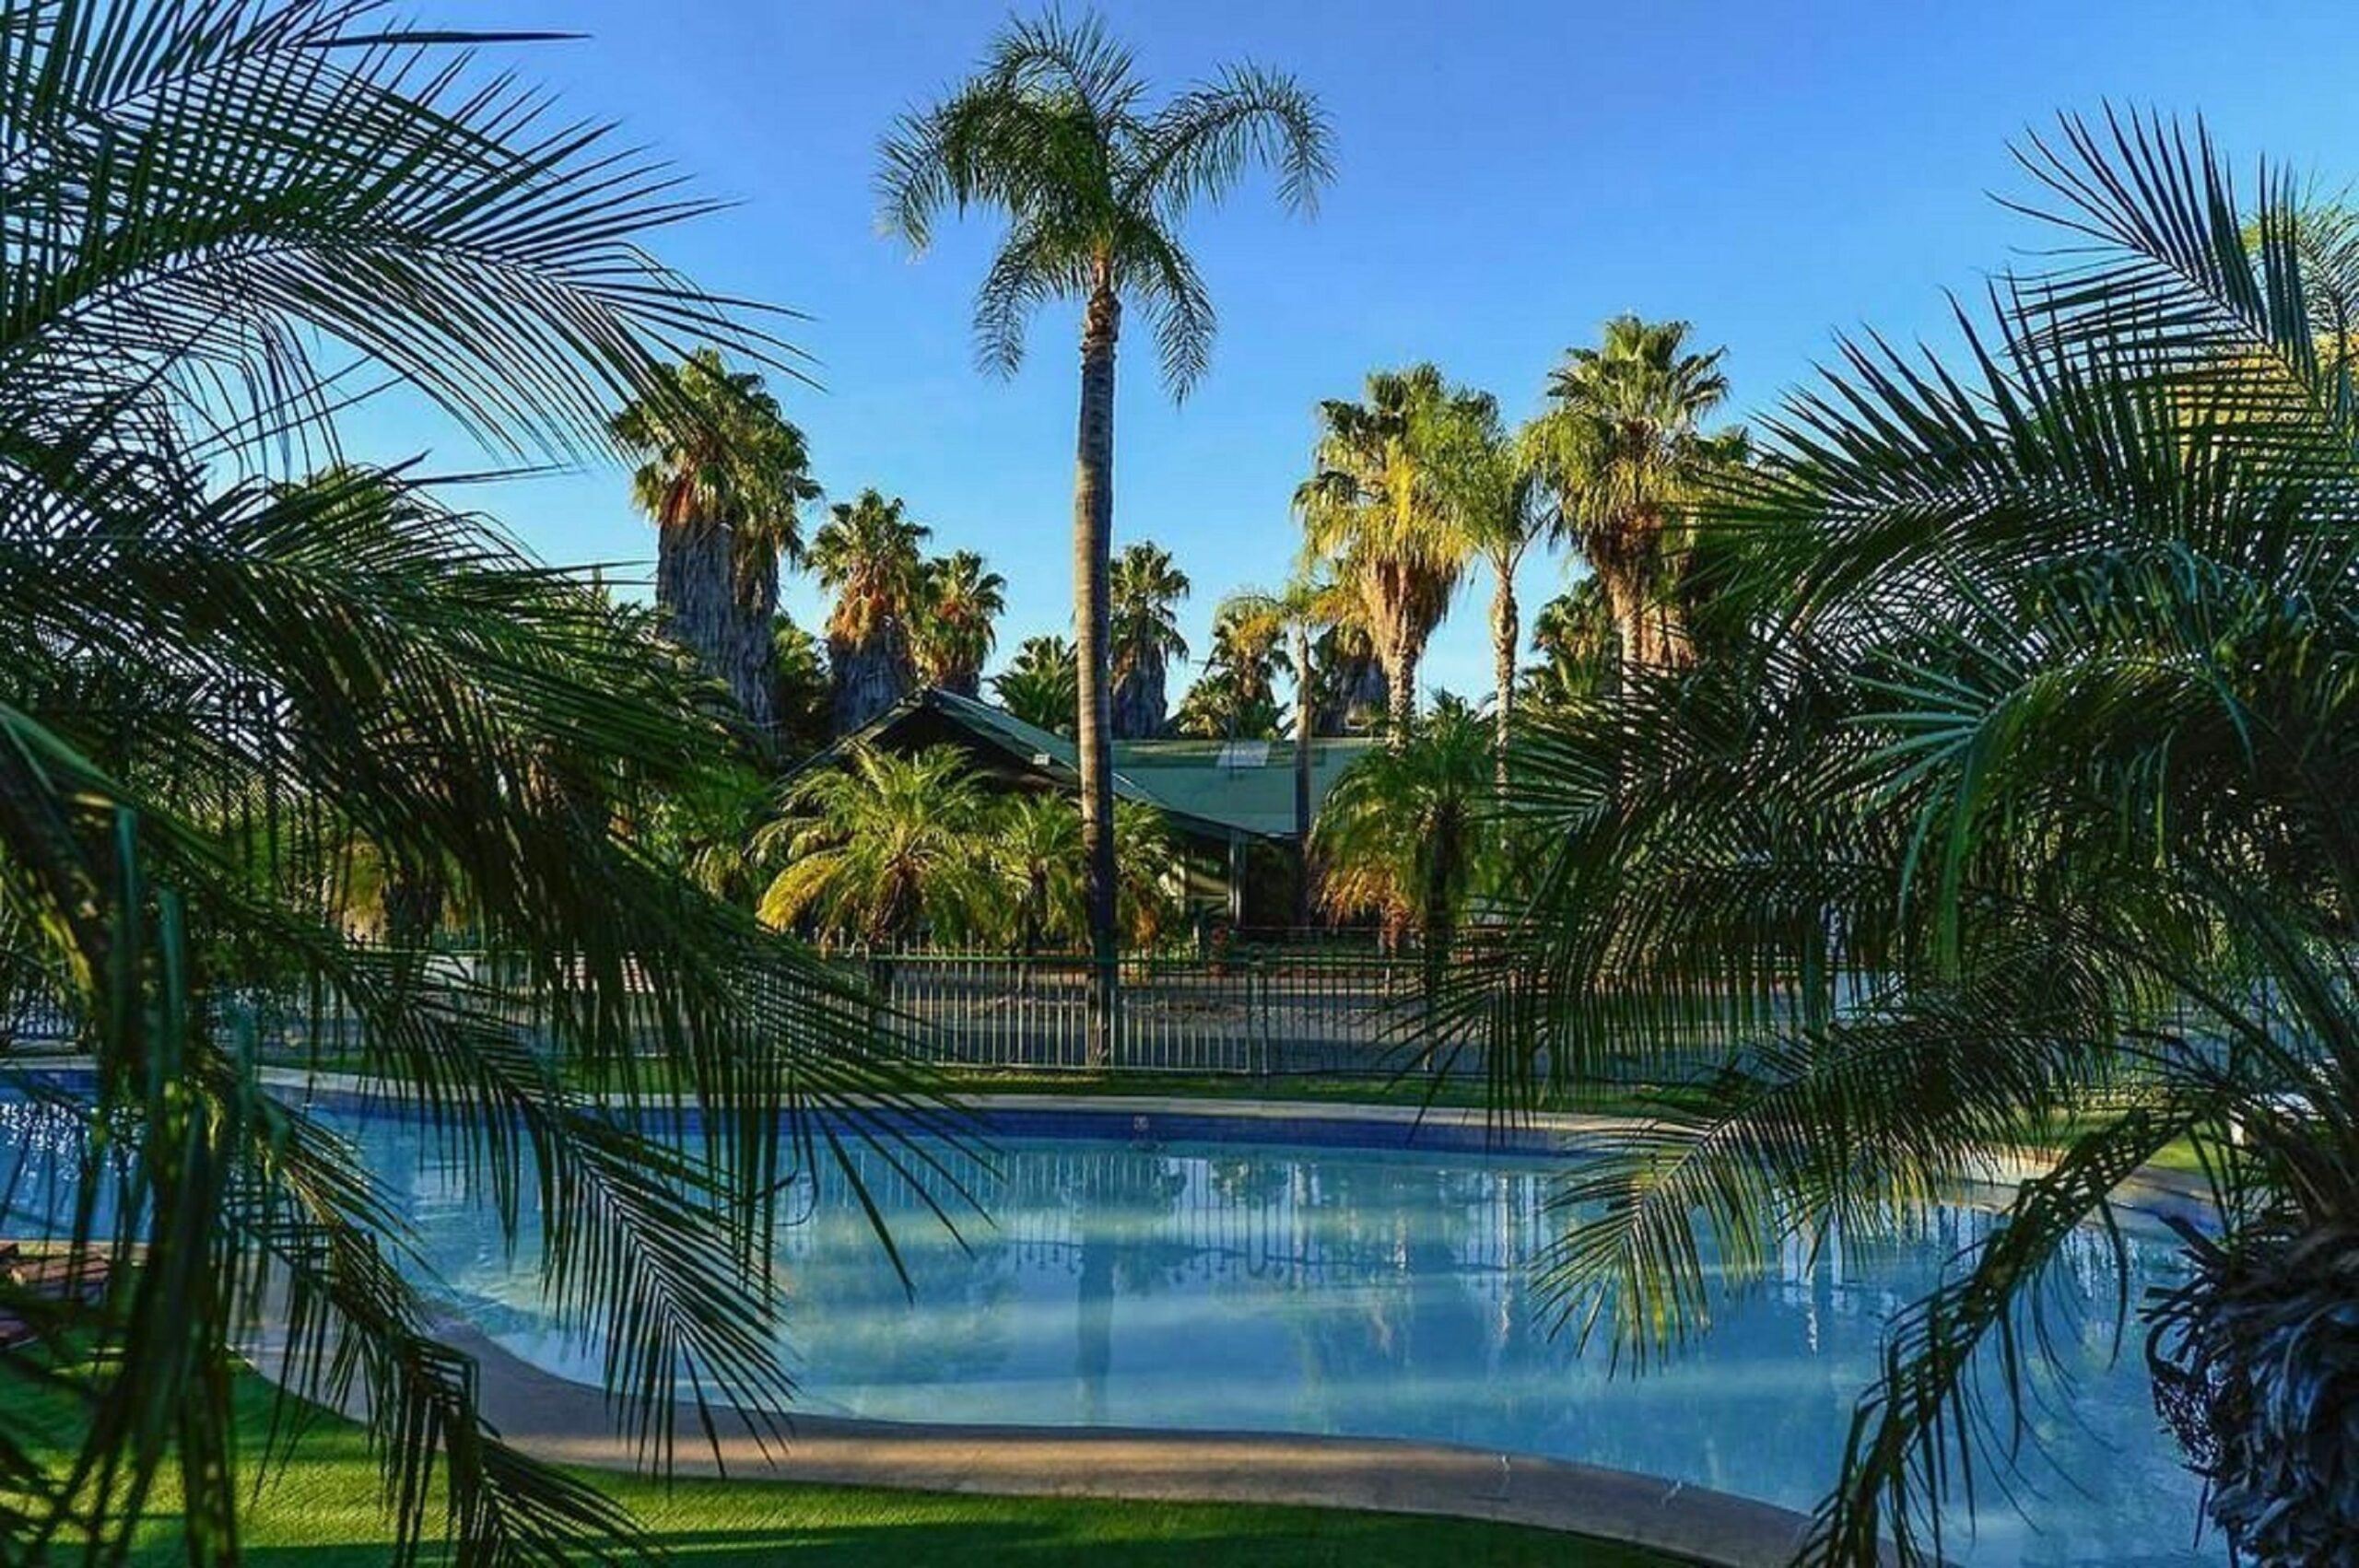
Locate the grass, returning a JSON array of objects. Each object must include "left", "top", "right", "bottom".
[{"left": 3, "top": 1371, "right": 1678, "bottom": 1566}]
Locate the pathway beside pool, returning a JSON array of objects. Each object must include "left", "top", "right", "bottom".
[{"left": 377, "top": 1317, "right": 1828, "bottom": 1568}]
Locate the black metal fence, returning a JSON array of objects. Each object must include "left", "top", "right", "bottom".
[{"left": 850, "top": 947, "right": 1445, "bottom": 1077}]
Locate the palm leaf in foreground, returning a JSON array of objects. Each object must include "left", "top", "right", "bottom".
[
  {"left": 1468, "top": 110, "right": 2359, "bottom": 1562},
  {"left": 0, "top": 4, "right": 949, "bottom": 1562}
]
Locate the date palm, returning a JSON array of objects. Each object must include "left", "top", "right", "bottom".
[
  {"left": 612, "top": 349, "right": 819, "bottom": 744},
  {"left": 1428, "top": 390, "right": 1545, "bottom": 773},
  {"left": 811, "top": 488, "right": 932, "bottom": 733},
  {"left": 755, "top": 744, "right": 992, "bottom": 947},
  {"left": 912, "top": 548, "right": 1008, "bottom": 696},
  {"left": 988, "top": 793, "right": 1086, "bottom": 955},
  {"left": 0, "top": 4, "right": 917, "bottom": 1559},
  {"left": 992, "top": 634, "right": 1080, "bottom": 736},
  {"left": 1109, "top": 540, "right": 1191, "bottom": 738},
  {"left": 1528, "top": 315, "right": 1745, "bottom": 678},
  {"left": 1313, "top": 695, "right": 1493, "bottom": 990},
  {"left": 1296, "top": 365, "right": 1477, "bottom": 743},
  {"left": 878, "top": 6, "right": 1332, "bottom": 1049},
  {"left": 1476, "top": 114, "right": 2359, "bottom": 1563}
]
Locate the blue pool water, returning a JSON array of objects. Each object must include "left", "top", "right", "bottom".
[{"left": 4, "top": 1098, "right": 2215, "bottom": 1564}]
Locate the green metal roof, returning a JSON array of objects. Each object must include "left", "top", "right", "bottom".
[{"left": 792, "top": 687, "right": 1372, "bottom": 842}]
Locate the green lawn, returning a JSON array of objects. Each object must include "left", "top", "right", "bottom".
[{"left": 4, "top": 1373, "right": 1676, "bottom": 1566}]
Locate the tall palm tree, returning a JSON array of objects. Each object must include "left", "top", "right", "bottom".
[
  {"left": 1109, "top": 540, "right": 1191, "bottom": 738},
  {"left": 911, "top": 548, "right": 1008, "bottom": 696},
  {"left": 1529, "top": 315, "right": 1745, "bottom": 679},
  {"left": 1218, "top": 574, "right": 1346, "bottom": 926},
  {"left": 0, "top": 6, "right": 916, "bottom": 1559},
  {"left": 810, "top": 488, "right": 932, "bottom": 733},
  {"left": 1313, "top": 695, "right": 1493, "bottom": 990},
  {"left": 1428, "top": 391, "right": 1545, "bottom": 773},
  {"left": 612, "top": 348, "right": 820, "bottom": 742},
  {"left": 755, "top": 744, "right": 992, "bottom": 947},
  {"left": 1296, "top": 365, "right": 1476, "bottom": 742},
  {"left": 878, "top": 7, "right": 1332, "bottom": 1047},
  {"left": 1477, "top": 115, "right": 2359, "bottom": 1563},
  {"left": 992, "top": 634, "right": 1080, "bottom": 736}
]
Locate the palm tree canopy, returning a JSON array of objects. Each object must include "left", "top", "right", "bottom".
[
  {"left": 986, "top": 793, "right": 1086, "bottom": 948},
  {"left": 992, "top": 634, "right": 1081, "bottom": 735},
  {"left": 1474, "top": 114, "right": 2359, "bottom": 1565},
  {"left": 875, "top": 8, "right": 1332, "bottom": 394},
  {"left": 1296, "top": 365, "right": 1482, "bottom": 729},
  {"left": 1110, "top": 540, "right": 1193, "bottom": 672},
  {"left": 1174, "top": 597, "right": 1295, "bottom": 742},
  {"left": 1528, "top": 315, "right": 1746, "bottom": 664},
  {"left": 1523, "top": 577, "right": 1616, "bottom": 707},
  {"left": 756, "top": 744, "right": 992, "bottom": 944},
  {"left": 912, "top": 548, "right": 1009, "bottom": 689},
  {"left": 0, "top": 5, "right": 905, "bottom": 1558},
  {"left": 1311, "top": 695, "right": 1495, "bottom": 935},
  {"left": 612, "top": 349, "right": 820, "bottom": 571},
  {"left": 811, "top": 488, "right": 933, "bottom": 649}
]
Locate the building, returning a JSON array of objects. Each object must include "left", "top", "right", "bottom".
[{"left": 784, "top": 686, "right": 1374, "bottom": 926}]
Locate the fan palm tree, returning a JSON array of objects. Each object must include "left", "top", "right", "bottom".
[
  {"left": 755, "top": 744, "right": 992, "bottom": 948},
  {"left": 612, "top": 348, "right": 820, "bottom": 742},
  {"left": 1175, "top": 598, "right": 1292, "bottom": 741},
  {"left": 1522, "top": 577, "right": 1616, "bottom": 711},
  {"left": 810, "top": 488, "right": 932, "bottom": 733},
  {"left": 1476, "top": 114, "right": 2359, "bottom": 1564},
  {"left": 911, "top": 549, "right": 1008, "bottom": 696},
  {"left": 1296, "top": 365, "right": 1476, "bottom": 743},
  {"left": 1528, "top": 315, "right": 1745, "bottom": 679},
  {"left": 1109, "top": 541, "right": 1191, "bottom": 738},
  {"left": 992, "top": 635, "right": 1080, "bottom": 735},
  {"left": 877, "top": 7, "right": 1332, "bottom": 1047},
  {"left": 1313, "top": 695, "right": 1493, "bottom": 991},
  {"left": 0, "top": 5, "right": 919, "bottom": 1559}
]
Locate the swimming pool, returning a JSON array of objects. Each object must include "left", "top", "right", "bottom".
[{"left": 4, "top": 1095, "right": 2213, "bottom": 1564}]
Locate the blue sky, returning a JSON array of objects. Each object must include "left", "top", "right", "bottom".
[{"left": 353, "top": 0, "right": 2359, "bottom": 702}]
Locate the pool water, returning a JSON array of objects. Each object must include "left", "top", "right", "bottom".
[
  {"left": 6, "top": 1100, "right": 2216, "bottom": 1565},
  {"left": 390, "top": 1117, "right": 2213, "bottom": 1567}
]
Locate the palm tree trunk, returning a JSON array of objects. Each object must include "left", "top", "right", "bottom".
[
  {"left": 1490, "top": 568, "right": 1517, "bottom": 794},
  {"left": 1384, "top": 644, "right": 1417, "bottom": 745},
  {"left": 726, "top": 535, "right": 780, "bottom": 748},
  {"left": 1607, "top": 573, "right": 1650, "bottom": 687},
  {"left": 656, "top": 510, "right": 733, "bottom": 696},
  {"left": 1292, "top": 622, "right": 1314, "bottom": 930},
  {"left": 1074, "top": 277, "right": 1121, "bottom": 1065}
]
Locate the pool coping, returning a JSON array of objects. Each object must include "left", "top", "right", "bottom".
[{"left": 249, "top": 1315, "right": 1830, "bottom": 1568}]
